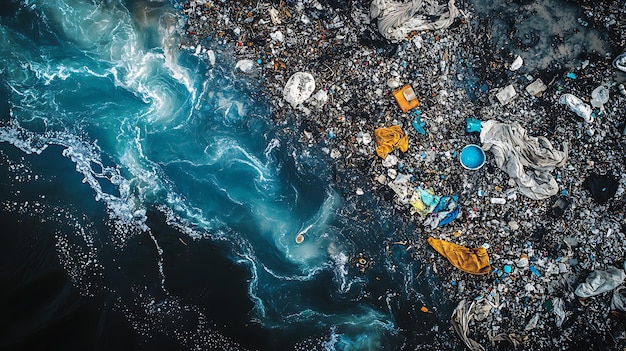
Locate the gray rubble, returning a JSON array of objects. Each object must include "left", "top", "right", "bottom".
[{"left": 177, "top": 0, "right": 626, "bottom": 349}]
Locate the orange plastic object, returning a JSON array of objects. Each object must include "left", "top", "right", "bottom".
[
  {"left": 392, "top": 84, "right": 419, "bottom": 113},
  {"left": 374, "top": 126, "right": 408, "bottom": 159},
  {"left": 420, "top": 306, "right": 429, "bottom": 313}
]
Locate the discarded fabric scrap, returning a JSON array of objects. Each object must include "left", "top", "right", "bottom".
[
  {"left": 424, "top": 195, "right": 460, "bottom": 228},
  {"left": 375, "top": 125, "right": 409, "bottom": 159},
  {"left": 410, "top": 187, "right": 440, "bottom": 217},
  {"left": 479, "top": 120, "right": 568, "bottom": 200},
  {"left": 410, "top": 189, "right": 460, "bottom": 227},
  {"left": 428, "top": 237, "right": 491, "bottom": 275}
]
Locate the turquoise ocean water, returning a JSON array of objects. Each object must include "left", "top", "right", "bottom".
[{"left": 0, "top": 1, "right": 452, "bottom": 350}]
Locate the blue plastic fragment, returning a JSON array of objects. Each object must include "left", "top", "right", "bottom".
[
  {"left": 503, "top": 265, "right": 512, "bottom": 274},
  {"left": 529, "top": 265, "right": 541, "bottom": 277},
  {"left": 412, "top": 116, "right": 427, "bottom": 135},
  {"left": 566, "top": 72, "right": 577, "bottom": 79},
  {"left": 465, "top": 118, "right": 482, "bottom": 133},
  {"left": 433, "top": 196, "right": 460, "bottom": 227}
]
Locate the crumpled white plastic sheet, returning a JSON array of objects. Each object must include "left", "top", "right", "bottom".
[
  {"left": 479, "top": 120, "right": 568, "bottom": 200},
  {"left": 370, "top": 0, "right": 460, "bottom": 42},
  {"left": 611, "top": 287, "right": 626, "bottom": 311},
  {"left": 575, "top": 266, "right": 626, "bottom": 298},
  {"left": 553, "top": 297, "right": 567, "bottom": 327}
]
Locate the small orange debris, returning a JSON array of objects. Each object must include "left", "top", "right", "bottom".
[
  {"left": 392, "top": 84, "right": 419, "bottom": 113},
  {"left": 420, "top": 306, "right": 429, "bottom": 313}
]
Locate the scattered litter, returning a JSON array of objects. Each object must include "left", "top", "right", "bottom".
[
  {"left": 613, "top": 52, "right": 626, "bottom": 72},
  {"left": 553, "top": 298, "right": 567, "bottom": 327},
  {"left": 509, "top": 55, "right": 523, "bottom": 71},
  {"left": 451, "top": 300, "right": 486, "bottom": 351},
  {"left": 590, "top": 85, "right": 609, "bottom": 109},
  {"left": 459, "top": 144, "right": 485, "bottom": 170},
  {"left": 180, "top": 1, "right": 626, "bottom": 348},
  {"left": 525, "top": 78, "right": 547, "bottom": 97},
  {"left": 550, "top": 196, "right": 571, "bottom": 217},
  {"left": 370, "top": 0, "right": 460, "bottom": 42},
  {"left": 392, "top": 84, "right": 419, "bottom": 112},
  {"left": 235, "top": 59, "right": 255, "bottom": 72},
  {"left": 611, "top": 287, "right": 626, "bottom": 311},
  {"left": 411, "top": 110, "right": 427, "bottom": 135},
  {"left": 295, "top": 233, "right": 305, "bottom": 244},
  {"left": 583, "top": 173, "right": 619, "bottom": 204}
]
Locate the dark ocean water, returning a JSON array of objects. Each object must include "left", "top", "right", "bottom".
[
  {"left": 0, "top": 0, "right": 612, "bottom": 350},
  {"left": 0, "top": 0, "right": 450, "bottom": 350}
]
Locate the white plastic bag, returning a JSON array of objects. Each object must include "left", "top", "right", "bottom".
[
  {"left": 559, "top": 93, "right": 592, "bottom": 123},
  {"left": 283, "top": 72, "right": 316, "bottom": 108}
]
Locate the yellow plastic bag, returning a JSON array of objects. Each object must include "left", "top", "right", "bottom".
[
  {"left": 374, "top": 126, "right": 409, "bottom": 159},
  {"left": 427, "top": 237, "right": 491, "bottom": 275}
]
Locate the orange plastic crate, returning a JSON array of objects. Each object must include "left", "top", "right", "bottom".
[{"left": 392, "top": 84, "right": 419, "bottom": 113}]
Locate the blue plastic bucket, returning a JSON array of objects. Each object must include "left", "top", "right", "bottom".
[{"left": 460, "top": 144, "right": 486, "bottom": 170}]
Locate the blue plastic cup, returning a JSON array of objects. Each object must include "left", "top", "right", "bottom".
[{"left": 460, "top": 144, "right": 486, "bottom": 170}]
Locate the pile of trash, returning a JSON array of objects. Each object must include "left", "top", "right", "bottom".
[{"left": 179, "top": 0, "right": 626, "bottom": 349}]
